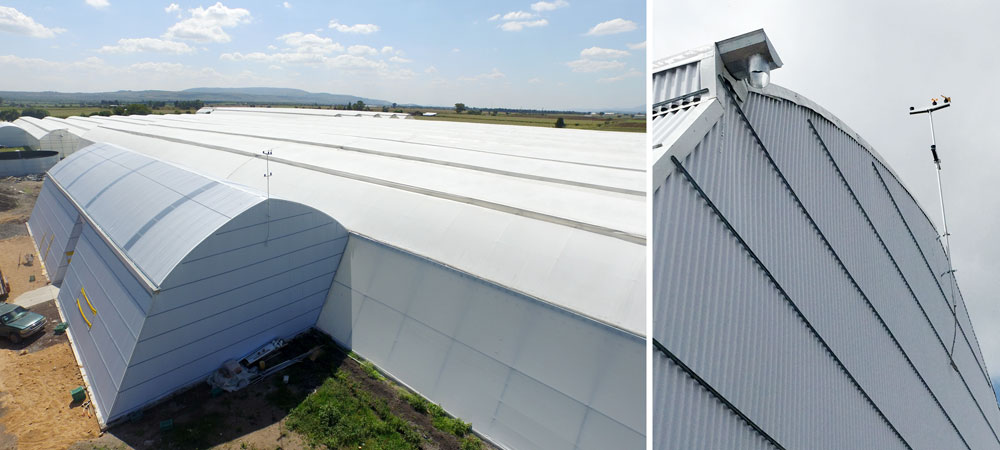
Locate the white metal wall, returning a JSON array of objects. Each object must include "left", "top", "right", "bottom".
[
  {"left": 316, "top": 236, "right": 644, "bottom": 450},
  {"left": 111, "top": 200, "right": 347, "bottom": 420},
  {"left": 28, "top": 181, "right": 80, "bottom": 282},
  {"left": 56, "top": 221, "right": 151, "bottom": 422}
]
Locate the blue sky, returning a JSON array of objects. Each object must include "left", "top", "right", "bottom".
[{"left": 0, "top": 1, "right": 644, "bottom": 110}]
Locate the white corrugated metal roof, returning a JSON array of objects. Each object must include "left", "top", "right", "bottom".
[
  {"left": 35, "top": 110, "right": 646, "bottom": 335},
  {"left": 48, "top": 142, "right": 265, "bottom": 288}
]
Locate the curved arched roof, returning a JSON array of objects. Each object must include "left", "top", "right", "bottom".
[{"left": 48, "top": 142, "right": 267, "bottom": 288}]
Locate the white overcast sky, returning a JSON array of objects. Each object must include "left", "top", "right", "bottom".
[{"left": 654, "top": 0, "right": 1000, "bottom": 384}]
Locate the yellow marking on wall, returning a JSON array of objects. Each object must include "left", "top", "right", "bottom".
[
  {"left": 76, "top": 297, "right": 92, "bottom": 329},
  {"left": 81, "top": 287, "right": 97, "bottom": 316},
  {"left": 43, "top": 234, "right": 54, "bottom": 260}
]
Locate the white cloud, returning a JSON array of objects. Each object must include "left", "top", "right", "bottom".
[
  {"left": 531, "top": 0, "right": 569, "bottom": 12},
  {"left": 86, "top": 0, "right": 110, "bottom": 9},
  {"left": 98, "top": 37, "right": 195, "bottom": 54},
  {"left": 452, "top": 48, "right": 460, "bottom": 53},
  {"left": 500, "top": 19, "right": 548, "bottom": 32},
  {"left": 381, "top": 46, "right": 398, "bottom": 54},
  {"left": 267, "top": 44, "right": 277, "bottom": 50},
  {"left": 128, "top": 61, "right": 185, "bottom": 72},
  {"left": 389, "top": 55, "right": 412, "bottom": 64},
  {"left": 424, "top": 65, "right": 437, "bottom": 74},
  {"left": 586, "top": 18, "right": 637, "bottom": 36},
  {"left": 328, "top": 20, "right": 378, "bottom": 34},
  {"left": 0, "top": 6, "right": 66, "bottom": 38},
  {"left": 627, "top": 41, "right": 646, "bottom": 50},
  {"left": 502, "top": 11, "right": 534, "bottom": 20},
  {"left": 268, "top": 64, "right": 282, "bottom": 70},
  {"left": 598, "top": 68, "right": 641, "bottom": 83},
  {"left": 282, "top": 2, "right": 292, "bottom": 8},
  {"left": 580, "top": 46, "right": 630, "bottom": 59},
  {"left": 347, "top": 44, "right": 377, "bottom": 56},
  {"left": 164, "top": 3, "right": 180, "bottom": 13},
  {"left": 277, "top": 32, "right": 342, "bottom": 54},
  {"left": 163, "top": 2, "right": 252, "bottom": 43},
  {"left": 566, "top": 58, "right": 625, "bottom": 72},
  {"left": 528, "top": 77, "right": 542, "bottom": 83},
  {"left": 459, "top": 68, "right": 505, "bottom": 81},
  {"left": 488, "top": 14, "right": 501, "bottom": 21},
  {"left": 220, "top": 51, "right": 325, "bottom": 64}
]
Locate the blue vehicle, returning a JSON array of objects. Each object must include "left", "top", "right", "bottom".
[{"left": 0, "top": 303, "right": 46, "bottom": 344}]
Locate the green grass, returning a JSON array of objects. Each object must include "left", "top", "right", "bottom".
[
  {"left": 361, "top": 360, "right": 385, "bottom": 381},
  {"left": 0, "top": 146, "right": 29, "bottom": 152},
  {"left": 402, "top": 390, "right": 475, "bottom": 439},
  {"left": 286, "top": 370, "right": 424, "bottom": 450}
]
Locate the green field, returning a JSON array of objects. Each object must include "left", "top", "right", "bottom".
[
  {"left": 42, "top": 106, "right": 198, "bottom": 118},
  {"left": 409, "top": 109, "right": 645, "bottom": 132}
]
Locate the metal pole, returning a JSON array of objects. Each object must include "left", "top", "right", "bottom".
[
  {"left": 927, "top": 110, "right": 960, "bottom": 363},
  {"left": 263, "top": 149, "right": 273, "bottom": 245}
]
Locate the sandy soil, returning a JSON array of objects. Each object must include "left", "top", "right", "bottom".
[
  {"left": 0, "top": 236, "right": 48, "bottom": 303},
  {"left": 0, "top": 177, "right": 42, "bottom": 232},
  {"left": 0, "top": 339, "right": 101, "bottom": 450}
]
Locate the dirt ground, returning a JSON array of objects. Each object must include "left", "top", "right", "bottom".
[
  {"left": 0, "top": 176, "right": 47, "bottom": 304},
  {"left": 0, "top": 300, "right": 102, "bottom": 450},
  {"left": 0, "top": 177, "right": 42, "bottom": 234},
  {"left": 0, "top": 236, "right": 48, "bottom": 302}
]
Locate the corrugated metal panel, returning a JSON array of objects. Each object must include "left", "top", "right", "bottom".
[
  {"left": 653, "top": 354, "right": 778, "bottom": 450},
  {"left": 740, "top": 92, "right": 994, "bottom": 447},
  {"left": 654, "top": 75, "right": 1000, "bottom": 448},
  {"left": 317, "top": 236, "right": 644, "bottom": 450},
  {"left": 652, "top": 61, "right": 701, "bottom": 105},
  {"left": 655, "top": 135, "right": 908, "bottom": 449}
]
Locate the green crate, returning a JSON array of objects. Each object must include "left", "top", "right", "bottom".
[
  {"left": 54, "top": 322, "right": 68, "bottom": 334},
  {"left": 71, "top": 386, "right": 86, "bottom": 402}
]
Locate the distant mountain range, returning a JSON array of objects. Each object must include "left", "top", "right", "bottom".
[
  {"left": 0, "top": 87, "right": 391, "bottom": 107},
  {"left": 0, "top": 87, "right": 644, "bottom": 114}
]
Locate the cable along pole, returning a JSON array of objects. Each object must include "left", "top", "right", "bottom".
[{"left": 909, "top": 96, "right": 960, "bottom": 368}]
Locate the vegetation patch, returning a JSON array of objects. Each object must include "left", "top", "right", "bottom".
[
  {"left": 361, "top": 360, "right": 385, "bottom": 381},
  {"left": 286, "top": 370, "right": 424, "bottom": 449}
]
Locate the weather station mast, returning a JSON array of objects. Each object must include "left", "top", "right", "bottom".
[{"left": 909, "top": 95, "right": 961, "bottom": 366}]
